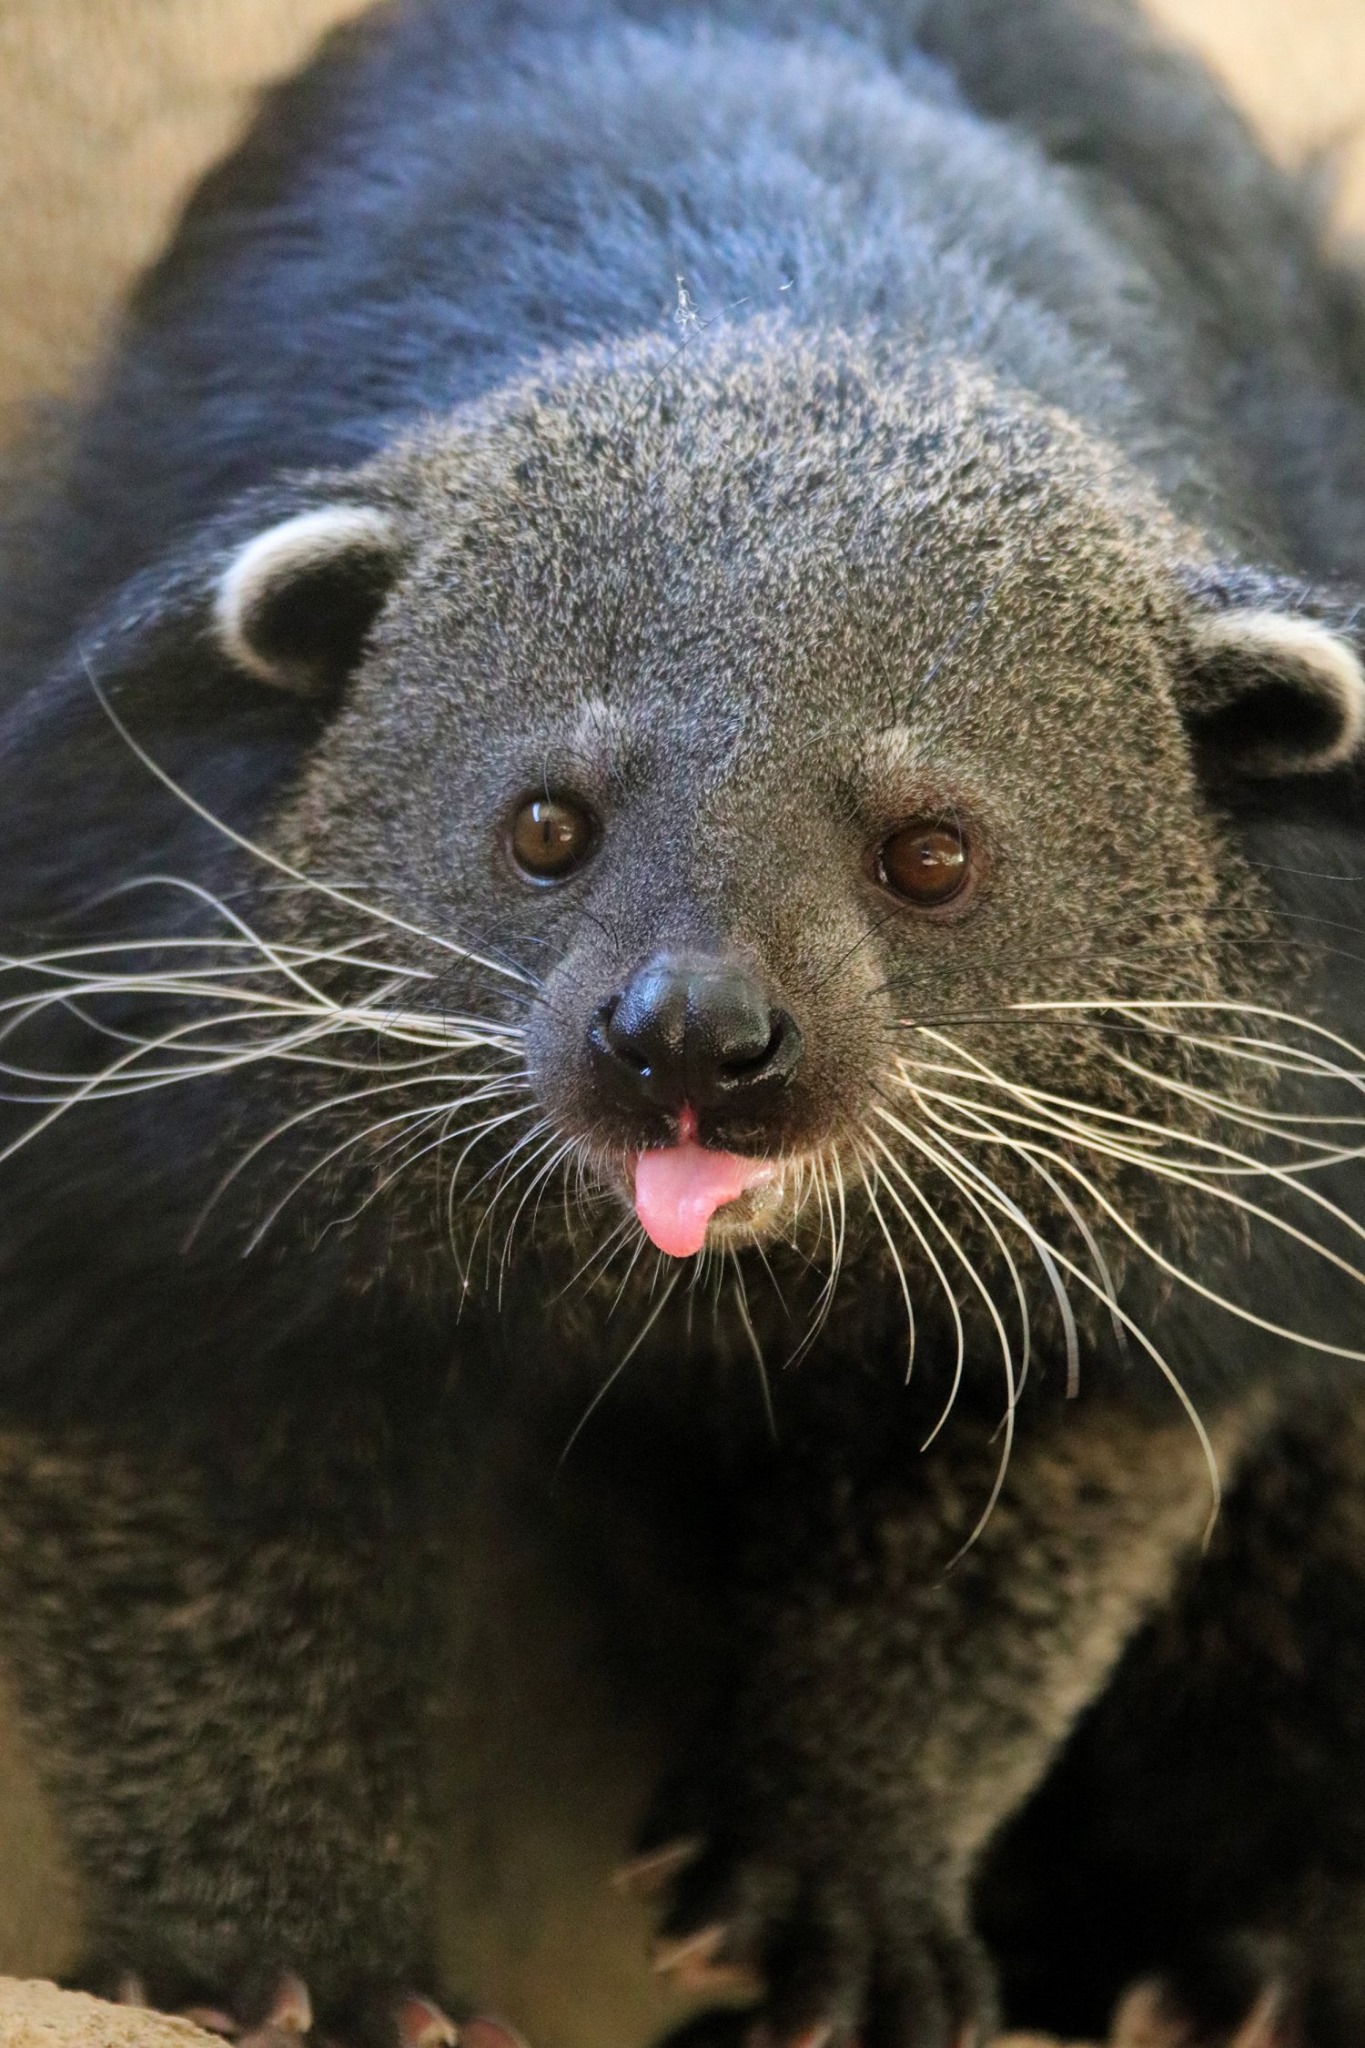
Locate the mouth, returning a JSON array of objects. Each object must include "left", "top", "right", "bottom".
[
  {"left": 586, "top": 1114, "right": 808, "bottom": 1259},
  {"left": 628, "top": 1139, "right": 789, "bottom": 1255}
]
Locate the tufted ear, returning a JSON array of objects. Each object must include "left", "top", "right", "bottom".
[
  {"left": 212, "top": 504, "right": 403, "bottom": 697},
  {"left": 1182, "top": 600, "right": 1365, "bottom": 779}
]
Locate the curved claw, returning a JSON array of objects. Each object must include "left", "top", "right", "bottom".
[
  {"left": 1110, "top": 1982, "right": 1194, "bottom": 2048},
  {"left": 394, "top": 1995, "right": 460, "bottom": 2048},
  {"left": 269, "top": 1977, "right": 314, "bottom": 2037},
  {"left": 237, "top": 1975, "right": 314, "bottom": 2048},
  {"left": 458, "top": 2019, "right": 533, "bottom": 2048},
  {"left": 653, "top": 1924, "right": 765, "bottom": 1999},
  {"left": 746, "top": 2024, "right": 835, "bottom": 2048},
  {"left": 1230, "top": 1985, "right": 1289, "bottom": 2048},
  {"left": 613, "top": 1839, "right": 705, "bottom": 1899}
]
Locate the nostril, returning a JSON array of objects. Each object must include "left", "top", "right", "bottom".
[
  {"left": 598, "top": 991, "right": 659, "bottom": 1073},
  {"left": 716, "top": 1008, "right": 802, "bottom": 1087},
  {"left": 718, "top": 1018, "right": 784, "bottom": 1077}
]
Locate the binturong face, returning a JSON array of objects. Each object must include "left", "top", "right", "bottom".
[{"left": 38, "top": 327, "right": 1365, "bottom": 1351}]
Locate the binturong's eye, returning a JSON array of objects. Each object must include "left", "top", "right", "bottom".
[
  {"left": 508, "top": 795, "right": 598, "bottom": 883},
  {"left": 872, "top": 817, "right": 975, "bottom": 909}
]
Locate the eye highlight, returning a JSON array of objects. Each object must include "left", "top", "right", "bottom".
[
  {"left": 872, "top": 817, "right": 974, "bottom": 909},
  {"left": 508, "top": 795, "right": 597, "bottom": 882}
]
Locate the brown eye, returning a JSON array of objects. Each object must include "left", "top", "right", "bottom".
[
  {"left": 509, "top": 795, "right": 597, "bottom": 882},
  {"left": 873, "top": 818, "right": 973, "bottom": 908}
]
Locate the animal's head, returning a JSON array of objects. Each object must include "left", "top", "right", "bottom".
[{"left": 18, "top": 326, "right": 1365, "bottom": 1367}]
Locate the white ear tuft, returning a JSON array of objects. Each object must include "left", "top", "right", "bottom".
[
  {"left": 1189, "top": 608, "right": 1365, "bottom": 776},
  {"left": 213, "top": 505, "right": 399, "bottom": 695}
]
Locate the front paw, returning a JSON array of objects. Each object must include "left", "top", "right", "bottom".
[{"left": 622, "top": 1836, "right": 996, "bottom": 2048}]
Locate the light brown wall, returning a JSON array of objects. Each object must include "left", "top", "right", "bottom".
[{"left": 0, "top": 0, "right": 371, "bottom": 424}]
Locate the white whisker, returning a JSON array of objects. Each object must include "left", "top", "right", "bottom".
[
  {"left": 242, "top": 1081, "right": 528, "bottom": 1254},
  {"left": 866, "top": 1121, "right": 1018, "bottom": 1560},
  {"left": 897, "top": 1037, "right": 1365, "bottom": 1307},
  {"left": 730, "top": 1259, "right": 778, "bottom": 1441},
  {"left": 82, "top": 662, "right": 536, "bottom": 988},
  {"left": 859, "top": 1153, "right": 916, "bottom": 1383},
  {"left": 860, "top": 1133, "right": 967, "bottom": 1447},
  {"left": 557, "top": 1261, "right": 681, "bottom": 1469}
]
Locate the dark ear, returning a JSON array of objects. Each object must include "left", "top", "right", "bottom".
[
  {"left": 212, "top": 504, "right": 403, "bottom": 696},
  {"left": 1183, "top": 598, "right": 1365, "bottom": 779}
]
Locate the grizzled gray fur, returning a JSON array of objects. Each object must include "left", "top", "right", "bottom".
[{"left": 2, "top": 1, "right": 1365, "bottom": 2043}]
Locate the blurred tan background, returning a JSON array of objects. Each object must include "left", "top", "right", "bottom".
[{"left": 0, "top": 1, "right": 1363, "bottom": 2041}]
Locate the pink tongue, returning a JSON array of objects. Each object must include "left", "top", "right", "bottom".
[{"left": 634, "top": 1143, "right": 775, "bottom": 1258}]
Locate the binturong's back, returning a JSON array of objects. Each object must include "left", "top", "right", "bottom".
[{"left": 1, "top": 3, "right": 1365, "bottom": 2043}]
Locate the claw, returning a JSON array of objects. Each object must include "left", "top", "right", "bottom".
[
  {"left": 746, "top": 2025, "right": 834, "bottom": 2048},
  {"left": 1111, "top": 1980, "right": 1197, "bottom": 2048},
  {"left": 117, "top": 1977, "right": 149, "bottom": 2010},
  {"left": 237, "top": 1974, "right": 314, "bottom": 2048},
  {"left": 458, "top": 2019, "right": 531, "bottom": 2048},
  {"left": 612, "top": 1839, "right": 704, "bottom": 1899},
  {"left": 394, "top": 1995, "right": 460, "bottom": 2048},
  {"left": 654, "top": 1925, "right": 728, "bottom": 1980},
  {"left": 652, "top": 1924, "right": 764, "bottom": 1998},
  {"left": 1230, "top": 1983, "right": 1288, "bottom": 2048},
  {"left": 268, "top": 1977, "right": 314, "bottom": 2036},
  {"left": 180, "top": 2011, "right": 239, "bottom": 2038}
]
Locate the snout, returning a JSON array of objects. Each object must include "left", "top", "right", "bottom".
[
  {"left": 588, "top": 950, "right": 804, "bottom": 1117},
  {"left": 528, "top": 927, "right": 868, "bottom": 1253}
]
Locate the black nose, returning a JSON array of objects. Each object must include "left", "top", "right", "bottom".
[{"left": 589, "top": 951, "right": 803, "bottom": 1113}]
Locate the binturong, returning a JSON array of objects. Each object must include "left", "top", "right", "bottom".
[{"left": 5, "top": 2, "right": 1365, "bottom": 2044}]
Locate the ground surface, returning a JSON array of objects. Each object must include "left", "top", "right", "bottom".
[
  {"left": 0, "top": 2, "right": 1361, "bottom": 2044},
  {"left": 0, "top": 1983, "right": 214, "bottom": 2048}
]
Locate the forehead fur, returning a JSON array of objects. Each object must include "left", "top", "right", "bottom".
[
  {"left": 381, "top": 320, "right": 1187, "bottom": 639},
  {"left": 358, "top": 322, "right": 1197, "bottom": 785}
]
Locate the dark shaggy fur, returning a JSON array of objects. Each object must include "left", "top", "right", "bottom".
[{"left": 2, "top": 1, "right": 1365, "bottom": 2042}]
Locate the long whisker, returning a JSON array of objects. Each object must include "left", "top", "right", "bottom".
[
  {"left": 1101, "top": 1046, "right": 1365, "bottom": 1143},
  {"left": 903, "top": 1065, "right": 1365, "bottom": 1342},
  {"left": 243, "top": 1083, "right": 530, "bottom": 1255},
  {"left": 906, "top": 1042, "right": 1365, "bottom": 1171},
  {"left": 899, "top": 1118, "right": 1223, "bottom": 1540},
  {"left": 557, "top": 1261, "right": 681, "bottom": 1470},
  {"left": 1002, "top": 997, "right": 1365, "bottom": 1076},
  {"left": 783, "top": 1153, "right": 846, "bottom": 1369},
  {"left": 190, "top": 1068, "right": 525, "bottom": 1243},
  {"left": 496, "top": 1135, "right": 581, "bottom": 1295},
  {"left": 730, "top": 1259, "right": 778, "bottom": 1441},
  {"left": 865, "top": 1124, "right": 1019, "bottom": 1561},
  {"left": 901, "top": 1035, "right": 1365, "bottom": 1290},
  {"left": 82, "top": 661, "right": 536, "bottom": 988},
  {"left": 859, "top": 1152, "right": 916, "bottom": 1382},
  {"left": 878, "top": 1092, "right": 1080, "bottom": 1403},
  {"left": 319, "top": 1106, "right": 456, "bottom": 1232},
  {"left": 557, "top": 1208, "right": 639, "bottom": 1300},
  {"left": 920, "top": 1091, "right": 1112, "bottom": 1388},
  {"left": 860, "top": 1133, "right": 968, "bottom": 1449}
]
